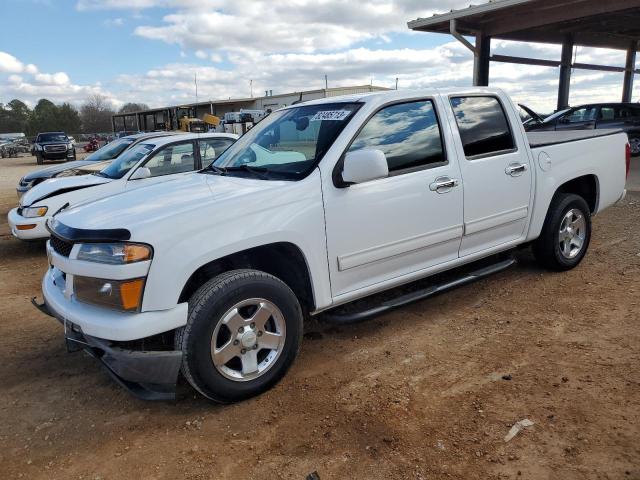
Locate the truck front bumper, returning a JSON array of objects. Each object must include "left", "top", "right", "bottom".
[
  {"left": 41, "top": 265, "right": 188, "bottom": 400},
  {"left": 8, "top": 208, "right": 49, "bottom": 240}
]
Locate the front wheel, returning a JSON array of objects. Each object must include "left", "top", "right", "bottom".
[
  {"left": 176, "top": 269, "right": 303, "bottom": 403},
  {"left": 533, "top": 193, "right": 592, "bottom": 271},
  {"left": 629, "top": 136, "right": 640, "bottom": 157},
  {"left": 36, "top": 154, "right": 43, "bottom": 165}
]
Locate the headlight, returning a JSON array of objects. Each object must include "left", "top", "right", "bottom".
[
  {"left": 74, "top": 275, "right": 146, "bottom": 312},
  {"left": 21, "top": 206, "right": 48, "bottom": 218},
  {"left": 35, "top": 144, "right": 43, "bottom": 151},
  {"left": 67, "top": 143, "right": 74, "bottom": 151},
  {"left": 76, "top": 242, "right": 152, "bottom": 265}
]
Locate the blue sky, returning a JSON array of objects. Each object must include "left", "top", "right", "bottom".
[{"left": 0, "top": 0, "right": 636, "bottom": 112}]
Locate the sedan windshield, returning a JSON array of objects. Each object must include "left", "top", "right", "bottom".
[
  {"left": 38, "top": 133, "right": 67, "bottom": 142},
  {"left": 99, "top": 143, "right": 155, "bottom": 179},
  {"left": 210, "top": 102, "right": 361, "bottom": 180},
  {"left": 85, "top": 138, "right": 135, "bottom": 162}
]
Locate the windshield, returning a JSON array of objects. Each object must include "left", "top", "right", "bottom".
[
  {"left": 38, "top": 133, "right": 67, "bottom": 142},
  {"left": 99, "top": 143, "right": 155, "bottom": 179},
  {"left": 210, "top": 102, "right": 362, "bottom": 179},
  {"left": 85, "top": 138, "right": 135, "bottom": 161},
  {"left": 542, "top": 108, "right": 571, "bottom": 124}
]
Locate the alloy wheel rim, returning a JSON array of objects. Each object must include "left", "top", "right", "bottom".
[
  {"left": 210, "top": 298, "right": 286, "bottom": 382},
  {"left": 630, "top": 138, "right": 640, "bottom": 155},
  {"left": 558, "top": 208, "right": 586, "bottom": 259}
]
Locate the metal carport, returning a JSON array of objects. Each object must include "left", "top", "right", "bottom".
[{"left": 408, "top": 0, "right": 640, "bottom": 110}]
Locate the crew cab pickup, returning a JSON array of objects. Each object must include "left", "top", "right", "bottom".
[{"left": 39, "top": 88, "right": 630, "bottom": 402}]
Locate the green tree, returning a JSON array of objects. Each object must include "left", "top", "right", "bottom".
[
  {"left": 57, "top": 103, "right": 82, "bottom": 134},
  {"left": 0, "top": 99, "right": 32, "bottom": 134},
  {"left": 29, "top": 98, "right": 59, "bottom": 133}
]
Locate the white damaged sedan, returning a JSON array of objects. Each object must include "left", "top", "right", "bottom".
[{"left": 8, "top": 132, "right": 237, "bottom": 240}]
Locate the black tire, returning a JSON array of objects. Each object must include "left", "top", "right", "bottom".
[
  {"left": 36, "top": 154, "right": 43, "bottom": 165},
  {"left": 176, "top": 269, "right": 303, "bottom": 403},
  {"left": 533, "top": 193, "right": 591, "bottom": 271}
]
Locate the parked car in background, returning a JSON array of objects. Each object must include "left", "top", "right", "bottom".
[
  {"left": 524, "top": 102, "right": 640, "bottom": 156},
  {"left": 32, "top": 132, "right": 76, "bottom": 164},
  {"left": 16, "top": 132, "right": 184, "bottom": 197},
  {"left": 37, "top": 88, "right": 629, "bottom": 402},
  {"left": 9, "top": 132, "right": 237, "bottom": 240}
]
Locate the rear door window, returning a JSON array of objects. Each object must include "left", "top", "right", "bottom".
[{"left": 450, "top": 96, "right": 516, "bottom": 158}]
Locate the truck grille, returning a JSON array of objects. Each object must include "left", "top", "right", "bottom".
[
  {"left": 44, "top": 144, "right": 67, "bottom": 153},
  {"left": 51, "top": 236, "right": 74, "bottom": 257}
]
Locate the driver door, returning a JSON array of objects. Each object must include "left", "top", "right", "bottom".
[{"left": 126, "top": 140, "right": 196, "bottom": 189}]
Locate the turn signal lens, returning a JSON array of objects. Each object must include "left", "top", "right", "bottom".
[
  {"left": 16, "top": 224, "right": 37, "bottom": 230},
  {"left": 625, "top": 143, "right": 631, "bottom": 179},
  {"left": 119, "top": 279, "right": 145, "bottom": 311},
  {"left": 123, "top": 244, "right": 152, "bottom": 263}
]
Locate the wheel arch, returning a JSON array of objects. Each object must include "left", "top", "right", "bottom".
[
  {"left": 554, "top": 174, "right": 599, "bottom": 214},
  {"left": 178, "top": 242, "right": 317, "bottom": 312}
]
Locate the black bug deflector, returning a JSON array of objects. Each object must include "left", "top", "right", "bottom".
[{"left": 33, "top": 297, "right": 182, "bottom": 401}]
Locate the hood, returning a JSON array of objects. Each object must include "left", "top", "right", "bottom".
[
  {"left": 23, "top": 160, "right": 96, "bottom": 181},
  {"left": 36, "top": 140, "right": 69, "bottom": 146},
  {"left": 55, "top": 172, "right": 284, "bottom": 233},
  {"left": 20, "top": 174, "right": 111, "bottom": 207}
]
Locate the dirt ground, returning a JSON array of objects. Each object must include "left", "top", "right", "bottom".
[{"left": 0, "top": 154, "right": 639, "bottom": 480}]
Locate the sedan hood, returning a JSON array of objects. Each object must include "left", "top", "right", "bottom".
[
  {"left": 20, "top": 174, "right": 111, "bottom": 207},
  {"left": 24, "top": 160, "right": 97, "bottom": 180},
  {"left": 55, "top": 173, "right": 285, "bottom": 234}
]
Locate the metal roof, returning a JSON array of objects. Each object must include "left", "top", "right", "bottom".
[{"left": 408, "top": 0, "right": 640, "bottom": 50}]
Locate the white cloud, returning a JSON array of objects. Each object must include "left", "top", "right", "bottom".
[
  {"left": 194, "top": 50, "right": 208, "bottom": 59},
  {"left": 0, "top": 52, "right": 120, "bottom": 108}
]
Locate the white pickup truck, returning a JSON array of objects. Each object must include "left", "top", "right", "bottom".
[{"left": 38, "top": 88, "right": 630, "bottom": 402}]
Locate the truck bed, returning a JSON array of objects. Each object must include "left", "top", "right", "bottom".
[{"left": 527, "top": 129, "right": 623, "bottom": 148}]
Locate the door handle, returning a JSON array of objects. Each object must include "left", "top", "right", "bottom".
[
  {"left": 505, "top": 163, "right": 528, "bottom": 177},
  {"left": 429, "top": 176, "right": 459, "bottom": 193}
]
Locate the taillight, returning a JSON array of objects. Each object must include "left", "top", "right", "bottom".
[{"left": 625, "top": 143, "right": 631, "bottom": 179}]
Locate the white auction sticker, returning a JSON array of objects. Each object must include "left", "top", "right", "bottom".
[{"left": 310, "top": 110, "right": 351, "bottom": 121}]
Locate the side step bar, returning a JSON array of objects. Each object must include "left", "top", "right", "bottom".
[{"left": 322, "top": 258, "right": 516, "bottom": 325}]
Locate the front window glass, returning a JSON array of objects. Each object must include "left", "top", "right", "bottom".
[
  {"left": 85, "top": 138, "right": 135, "bottom": 161},
  {"left": 38, "top": 133, "right": 68, "bottom": 142},
  {"left": 199, "top": 138, "right": 235, "bottom": 168},
  {"left": 143, "top": 142, "right": 195, "bottom": 177},
  {"left": 211, "top": 102, "right": 361, "bottom": 179},
  {"left": 99, "top": 143, "right": 155, "bottom": 179},
  {"left": 566, "top": 107, "right": 597, "bottom": 123},
  {"left": 348, "top": 100, "right": 446, "bottom": 173}
]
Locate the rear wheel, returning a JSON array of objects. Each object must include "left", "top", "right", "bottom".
[
  {"left": 176, "top": 269, "right": 303, "bottom": 403},
  {"left": 533, "top": 193, "right": 591, "bottom": 271},
  {"left": 629, "top": 136, "right": 640, "bottom": 157}
]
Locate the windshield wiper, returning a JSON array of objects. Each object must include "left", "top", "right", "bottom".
[
  {"left": 204, "top": 164, "right": 227, "bottom": 175},
  {"left": 92, "top": 171, "right": 111, "bottom": 178},
  {"left": 223, "top": 164, "right": 271, "bottom": 179}
]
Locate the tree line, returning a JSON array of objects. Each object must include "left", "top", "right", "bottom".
[{"left": 0, "top": 95, "right": 149, "bottom": 136}]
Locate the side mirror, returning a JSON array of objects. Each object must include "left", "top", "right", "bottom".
[
  {"left": 129, "top": 167, "right": 151, "bottom": 180},
  {"left": 341, "top": 149, "right": 389, "bottom": 185}
]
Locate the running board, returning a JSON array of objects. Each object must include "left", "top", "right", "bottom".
[{"left": 322, "top": 258, "right": 516, "bottom": 325}]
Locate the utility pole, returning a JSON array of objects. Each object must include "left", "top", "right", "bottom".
[
  {"left": 250, "top": 79, "right": 253, "bottom": 98},
  {"left": 395, "top": 77, "right": 398, "bottom": 90},
  {"left": 324, "top": 74, "right": 328, "bottom": 90}
]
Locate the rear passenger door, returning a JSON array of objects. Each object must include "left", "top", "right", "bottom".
[
  {"left": 446, "top": 95, "right": 533, "bottom": 257},
  {"left": 324, "top": 98, "right": 464, "bottom": 297}
]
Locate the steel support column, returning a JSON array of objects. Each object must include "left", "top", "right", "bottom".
[
  {"left": 557, "top": 34, "right": 574, "bottom": 111},
  {"left": 473, "top": 33, "right": 491, "bottom": 86},
  {"left": 622, "top": 40, "right": 637, "bottom": 103}
]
